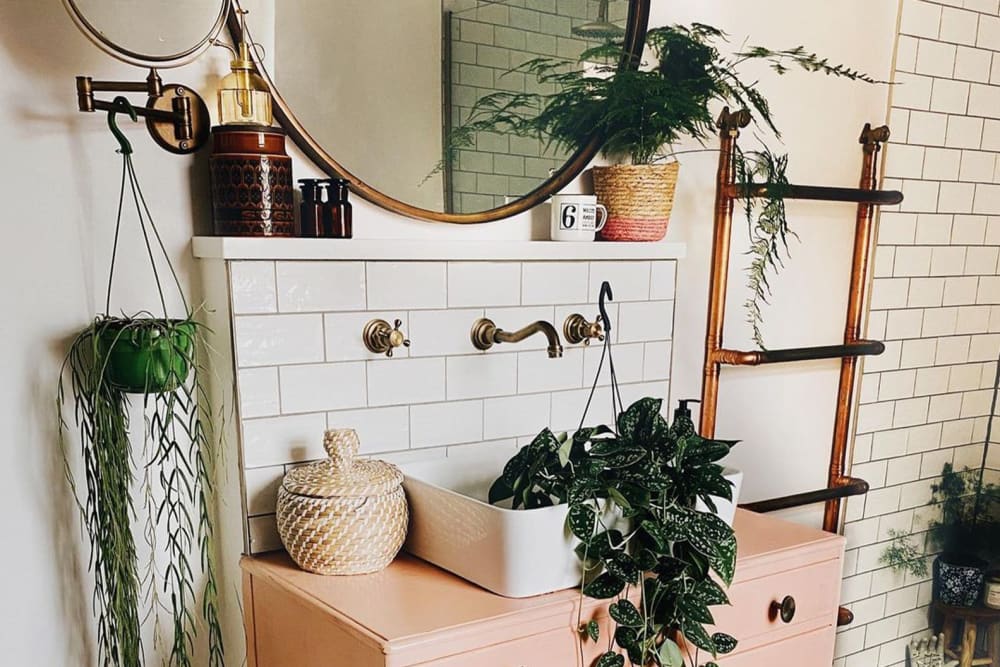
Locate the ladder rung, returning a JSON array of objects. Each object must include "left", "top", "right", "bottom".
[
  {"left": 740, "top": 477, "right": 870, "bottom": 514},
  {"left": 713, "top": 340, "right": 885, "bottom": 366},
  {"left": 729, "top": 183, "right": 904, "bottom": 205}
]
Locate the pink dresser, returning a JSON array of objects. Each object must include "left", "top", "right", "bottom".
[{"left": 241, "top": 509, "right": 845, "bottom": 666}]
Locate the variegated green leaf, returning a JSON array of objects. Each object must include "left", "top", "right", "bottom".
[
  {"left": 608, "top": 599, "right": 642, "bottom": 627},
  {"left": 681, "top": 617, "right": 716, "bottom": 653},
  {"left": 568, "top": 502, "right": 597, "bottom": 540},
  {"left": 712, "top": 632, "right": 738, "bottom": 655},
  {"left": 583, "top": 572, "right": 626, "bottom": 599},
  {"left": 658, "top": 638, "right": 684, "bottom": 667},
  {"left": 710, "top": 535, "right": 737, "bottom": 587},
  {"left": 586, "top": 619, "right": 600, "bottom": 642},
  {"left": 595, "top": 651, "right": 624, "bottom": 667}
]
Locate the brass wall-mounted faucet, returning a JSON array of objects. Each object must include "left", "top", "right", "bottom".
[
  {"left": 563, "top": 314, "right": 605, "bottom": 346},
  {"left": 471, "top": 318, "right": 563, "bottom": 358}
]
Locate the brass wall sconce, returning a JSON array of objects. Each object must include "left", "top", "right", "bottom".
[
  {"left": 75, "top": 71, "right": 210, "bottom": 154},
  {"left": 363, "top": 319, "right": 410, "bottom": 357},
  {"left": 563, "top": 314, "right": 605, "bottom": 346}
]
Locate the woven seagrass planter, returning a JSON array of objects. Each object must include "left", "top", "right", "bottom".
[
  {"left": 592, "top": 162, "right": 680, "bottom": 242},
  {"left": 277, "top": 428, "right": 408, "bottom": 575}
]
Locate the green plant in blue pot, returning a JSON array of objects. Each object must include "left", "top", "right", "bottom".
[{"left": 57, "top": 99, "right": 224, "bottom": 666}]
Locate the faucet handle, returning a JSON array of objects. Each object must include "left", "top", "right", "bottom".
[
  {"left": 363, "top": 318, "right": 410, "bottom": 357},
  {"left": 564, "top": 313, "right": 605, "bottom": 346}
]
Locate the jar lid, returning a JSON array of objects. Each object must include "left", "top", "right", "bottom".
[{"left": 281, "top": 429, "right": 403, "bottom": 499}]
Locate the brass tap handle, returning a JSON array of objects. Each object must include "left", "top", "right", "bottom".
[
  {"left": 563, "top": 313, "right": 605, "bottom": 346},
  {"left": 363, "top": 318, "right": 410, "bottom": 357}
]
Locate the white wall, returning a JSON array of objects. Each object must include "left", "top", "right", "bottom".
[{"left": 0, "top": 0, "right": 900, "bottom": 664}]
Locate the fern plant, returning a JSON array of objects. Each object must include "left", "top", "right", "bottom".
[
  {"left": 57, "top": 99, "right": 224, "bottom": 666},
  {"left": 879, "top": 529, "right": 928, "bottom": 579}
]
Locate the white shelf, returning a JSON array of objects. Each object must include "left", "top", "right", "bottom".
[{"left": 192, "top": 237, "right": 687, "bottom": 262}]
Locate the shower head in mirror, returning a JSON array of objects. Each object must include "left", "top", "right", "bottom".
[{"left": 572, "top": 0, "right": 625, "bottom": 41}]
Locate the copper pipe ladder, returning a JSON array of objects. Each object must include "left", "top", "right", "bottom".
[{"left": 699, "top": 108, "right": 903, "bottom": 626}]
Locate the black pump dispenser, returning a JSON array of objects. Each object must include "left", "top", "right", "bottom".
[{"left": 669, "top": 398, "right": 701, "bottom": 438}]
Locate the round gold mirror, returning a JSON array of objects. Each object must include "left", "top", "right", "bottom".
[
  {"left": 63, "top": 0, "right": 228, "bottom": 68},
  {"left": 232, "top": 0, "right": 651, "bottom": 223}
]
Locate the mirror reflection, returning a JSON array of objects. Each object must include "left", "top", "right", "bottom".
[
  {"left": 261, "top": 0, "right": 630, "bottom": 214},
  {"left": 69, "top": 0, "right": 226, "bottom": 61}
]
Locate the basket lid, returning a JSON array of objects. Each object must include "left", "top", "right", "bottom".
[{"left": 281, "top": 429, "right": 403, "bottom": 499}]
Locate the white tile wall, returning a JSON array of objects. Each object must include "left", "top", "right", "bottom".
[
  {"left": 839, "top": 3, "right": 1000, "bottom": 665},
  {"left": 228, "top": 259, "right": 678, "bottom": 554}
]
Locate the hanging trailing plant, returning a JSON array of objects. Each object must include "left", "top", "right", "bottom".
[
  {"left": 57, "top": 98, "right": 224, "bottom": 667},
  {"left": 489, "top": 284, "right": 740, "bottom": 667},
  {"left": 733, "top": 147, "right": 794, "bottom": 349}
]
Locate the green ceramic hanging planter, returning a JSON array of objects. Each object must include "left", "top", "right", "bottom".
[{"left": 97, "top": 319, "right": 195, "bottom": 393}]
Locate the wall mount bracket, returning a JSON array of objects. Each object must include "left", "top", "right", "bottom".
[{"left": 75, "top": 68, "right": 210, "bottom": 154}]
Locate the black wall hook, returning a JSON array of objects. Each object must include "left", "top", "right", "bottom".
[{"left": 598, "top": 281, "right": 614, "bottom": 334}]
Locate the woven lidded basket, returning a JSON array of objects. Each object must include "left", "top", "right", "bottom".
[
  {"left": 591, "top": 163, "right": 680, "bottom": 242},
  {"left": 276, "top": 429, "right": 408, "bottom": 575}
]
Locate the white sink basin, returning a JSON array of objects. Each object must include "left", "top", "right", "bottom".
[
  {"left": 399, "top": 456, "right": 743, "bottom": 598},
  {"left": 400, "top": 456, "right": 583, "bottom": 598}
]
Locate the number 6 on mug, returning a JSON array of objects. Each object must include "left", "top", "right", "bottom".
[{"left": 550, "top": 194, "right": 608, "bottom": 241}]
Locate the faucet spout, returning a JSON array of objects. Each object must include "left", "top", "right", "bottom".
[{"left": 471, "top": 318, "right": 564, "bottom": 358}]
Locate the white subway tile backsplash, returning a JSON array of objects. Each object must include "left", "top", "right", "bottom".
[
  {"left": 930, "top": 246, "right": 968, "bottom": 275},
  {"left": 649, "top": 261, "right": 677, "bottom": 300},
  {"left": 952, "top": 215, "right": 987, "bottom": 244},
  {"left": 892, "top": 247, "right": 932, "bottom": 276},
  {"left": 955, "top": 46, "right": 992, "bottom": 82},
  {"left": 248, "top": 515, "right": 281, "bottom": 553},
  {"left": 447, "top": 262, "right": 521, "bottom": 307},
  {"left": 907, "top": 109, "right": 947, "bottom": 143},
  {"left": 960, "top": 149, "right": 997, "bottom": 181},
  {"left": 929, "top": 78, "right": 968, "bottom": 115},
  {"left": 521, "top": 261, "right": 589, "bottom": 304},
  {"left": 901, "top": 338, "right": 938, "bottom": 367},
  {"left": 408, "top": 308, "right": 484, "bottom": 357},
  {"left": 368, "top": 357, "right": 446, "bottom": 406},
  {"left": 973, "top": 184, "right": 1000, "bottom": 214},
  {"left": 978, "top": 13, "right": 1000, "bottom": 49},
  {"left": 235, "top": 314, "right": 325, "bottom": 367},
  {"left": 915, "top": 214, "right": 954, "bottom": 244},
  {"left": 917, "top": 39, "right": 965, "bottom": 78},
  {"left": 943, "top": 275, "right": 981, "bottom": 304},
  {"left": 327, "top": 405, "right": 409, "bottom": 454},
  {"left": 242, "top": 412, "right": 327, "bottom": 468},
  {"left": 915, "top": 366, "right": 951, "bottom": 395},
  {"left": 446, "top": 353, "right": 518, "bottom": 399},
  {"left": 901, "top": 0, "right": 942, "bottom": 39},
  {"left": 238, "top": 367, "right": 280, "bottom": 418},
  {"left": 941, "top": 7, "right": 980, "bottom": 45},
  {"left": 923, "top": 306, "right": 960, "bottom": 336},
  {"left": 244, "top": 466, "right": 283, "bottom": 516},
  {"left": 279, "top": 362, "right": 366, "bottom": 414},
  {"left": 367, "top": 262, "right": 447, "bottom": 310},
  {"left": 583, "top": 342, "right": 644, "bottom": 386},
  {"left": 483, "top": 394, "right": 551, "bottom": 440},
  {"left": 908, "top": 277, "right": 945, "bottom": 307},
  {"left": 643, "top": 341, "right": 672, "bottom": 381},
  {"left": 879, "top": 213, "right": 918, "bottom": 244},
  {"left": 230, "top": 262, "right": 277, "bottom": 314},
  {"left": 410, "top": 400, "right": 483, "bottom": 448},
  {"left": 946, "top": 115, "right": 985, "bottom": 148},
  {"left": 938, "top": 182, "right": 976, "bottom": 213},
  {"left": 886, "top": 309, "right": 924, "bottom": 339},
  {"left": 618, "top": 301, "right": 674, "bottom": 342},
  {"left": 517, "top": 348, "right": 584, "bottom": 393},
  {"left": 965, "top": 246, "right": 999, "bottom": 274},
  {"left": 275, "top": 261, "right": 365, "bottom": 312},
  {"left": 588, "top": 261, "right": 650, "bottom": 301},
  {"left": 324, "top": 311, "right": 410, "bottom": 362}
]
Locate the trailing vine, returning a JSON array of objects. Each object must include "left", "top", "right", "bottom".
[
  {"left": 734, "top": 147, "right": 795, "bottom": 349},
  {"left": 57, "top": 98, "right": 224, "bottom": 666}
]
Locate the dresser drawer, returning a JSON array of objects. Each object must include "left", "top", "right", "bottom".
[
  {"left": 716, "top": 625, "right": 835, "bottom": 666},
  {"left": 412, "top": 627, "right": 584, "bottom": 667},
  {"left": 711, "top": 556, "right": 841, "bottom": 652}
]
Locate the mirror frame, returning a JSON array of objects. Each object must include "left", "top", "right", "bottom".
[
  {"left": 63, "top": 0, "right": 228, "bottom": 69},
  {"left": 228, "top": 0, "right": 651, "bottom": 224}
]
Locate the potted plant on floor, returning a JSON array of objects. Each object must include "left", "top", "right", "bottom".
[
  {"left": 928, "top": 463, "right": 1000, "bottom": 607},
  {"left": 489, "top": 285, "right": 740, "bottom": 666},
  {"left": 57, "top": 99, "right": 224, "bottom": 666}
]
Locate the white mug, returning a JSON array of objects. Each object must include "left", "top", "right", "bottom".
[{"left": 550, "top": 195, "right": 608, "bottom": 241}]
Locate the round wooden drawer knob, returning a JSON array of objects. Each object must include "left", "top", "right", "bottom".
[{"left": 771, "top": 595, "right": 796, "bottom": 623}]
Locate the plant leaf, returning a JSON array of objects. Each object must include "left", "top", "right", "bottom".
[
  {"left": 609, "top": 599, "right": 643, "bottom": 627},
  {"left": 658, "top": 638, "right": 684, "bottom": 667},
  {"left": 712, "top": 632, "right": 738, "bottom": 655},
  {"left": 586, "top": 619, "right": 600, "bottom": 642},
  {"left": 583, "top": 572, "right": 626, "bottom": 599},
  {"left": 596, "top": 651, "right": 624, "bottom": 667}
]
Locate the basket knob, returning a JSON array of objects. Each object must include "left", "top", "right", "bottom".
[{"left": 324, "top": 429, "right": 359, "bottom": 473}]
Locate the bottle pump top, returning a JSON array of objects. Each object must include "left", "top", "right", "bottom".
[
  {"left": 674, "top": 398, "right": 701, "bottom": 421},
  {"left": 217, "top": 9, "right": 273, "bottom": 126}
]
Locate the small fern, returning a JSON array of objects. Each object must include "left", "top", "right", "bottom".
[{"left": 879, "top": 529, "right": 928, "bottom": 578}]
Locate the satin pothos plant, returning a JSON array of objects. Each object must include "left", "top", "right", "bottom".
[{"left": 490, "top": 397, "right": 739, "bottom": 667}]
